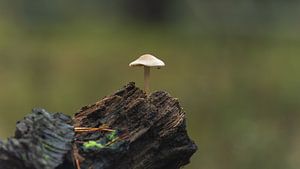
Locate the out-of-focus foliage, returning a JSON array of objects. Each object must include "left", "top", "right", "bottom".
[{"left": 0, "top": 0, "right": 300, "bottom": 169}]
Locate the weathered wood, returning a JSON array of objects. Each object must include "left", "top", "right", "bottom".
[
  {"left": 72, "top": 82, "right": 197, "bottom": 169},
  {"left": 0, "top": 109, "right": 74, "bottom": 169},
  {"left": 0, "top": 82, "right": 197, "bottom": 169}
]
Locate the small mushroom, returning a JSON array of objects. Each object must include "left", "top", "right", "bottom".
[{"left": 129, "top": 54, "right": 165, "bottom": 94}]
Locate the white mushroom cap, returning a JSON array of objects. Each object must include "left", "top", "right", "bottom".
[{"left": 129, "top": 54, "right": 165, "bottom": 67}]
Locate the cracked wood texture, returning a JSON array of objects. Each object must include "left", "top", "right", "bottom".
[
  {"left": 73, "top": 82, "right": 197, "bottom": 169},
  {"left": 0, "top": 83, "right": 197, "bottom": 169},
  {"left": 0, "top": 109, "right": 74, "bottom": 169}
]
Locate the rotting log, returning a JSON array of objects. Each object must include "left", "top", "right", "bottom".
[{"left": 0, "top": 82, "right": 197, "bottom": 169}]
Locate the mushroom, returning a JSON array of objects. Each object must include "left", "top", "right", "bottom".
[{"left": 129, "top": 54, "right": 165, "bottom": 94}]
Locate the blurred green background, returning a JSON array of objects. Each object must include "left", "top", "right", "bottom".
[{"left": 1, "top": 0, "right": 300, "bottom": 169}]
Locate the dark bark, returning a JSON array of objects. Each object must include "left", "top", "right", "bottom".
[
  {"left": 0, "top": 109, "right": 74, "bottom": 169},
  {"left": 0, "top": 82, "right": 197, "bottom": 169}
]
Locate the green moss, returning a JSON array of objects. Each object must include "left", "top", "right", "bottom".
[
  {"left": 83, "top": 141, "right": 104, "bottom": 149},
  {"left": 106, "top": 130, "right": 117, "bottom": 141}
]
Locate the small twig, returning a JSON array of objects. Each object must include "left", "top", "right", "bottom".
[
  {"left": 75, "top": 127, "right": 115, "bottom": 132},
  {"left": 72, "top": 144, "right": 81, "bottom": 169},
  {"left": 105, "top": 133, "right": 129, "bottom": 146}
]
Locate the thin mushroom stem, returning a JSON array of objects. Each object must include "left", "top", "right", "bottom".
[{"left": 144, "top": 66, "right": 150, "bottom": 94}]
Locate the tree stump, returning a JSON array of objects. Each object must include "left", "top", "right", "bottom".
[{"left": 0, "top": 82, "right": 197, "bottom": 169}]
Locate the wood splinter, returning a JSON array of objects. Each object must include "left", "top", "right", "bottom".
[{"left": 74, "top": 126, "right": 115, "bottom": 133}]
